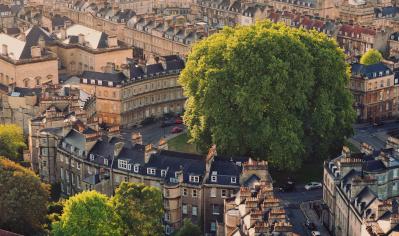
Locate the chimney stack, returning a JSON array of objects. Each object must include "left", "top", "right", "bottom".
[
  {"left": 106, "top": 62, "right": 115, "bottom": 73},
  {"left": 174, "top": 24, "right": 182, "bottom": 35},
  {"left": 78, "top": 33, "right": 85, "bottom": 45},
  {"left": 164, "top": 16, "right": 173, "bottom": 29},
  {"left": 2, "top": 44, "right": 8, "bottom": 56},
  {"left": 38, "top": 38, "right": 45, "bottom": 49},
  {"left": 64, "top": 20, "right": 71, "bottom": 29},
  {"left": 108, "top": 35, "right": 118, "bottom": 47},
  {"left": 20, "top": 32, "right": 26, "bottom": 42},
  {"left": 112, "top": 5, "right": 120, "bottom": 16},
  {"left": 60, "top": 27, "right": 67, "bottom": 39},
  {"left": 31, "top": 46, "right": 41, "bottom": 58}
]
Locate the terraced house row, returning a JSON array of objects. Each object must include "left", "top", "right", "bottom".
[{"left": 35, "top": 121, "right": 290, "bottom": 236}]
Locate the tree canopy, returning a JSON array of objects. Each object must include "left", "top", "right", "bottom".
[
  {"left": 360, "top": 49, "right": 383, "bottom": 65},
  {"left": 0, "top": 124, "right": 26, "bottom": 161},
  {"left": 52, "top": 191, "right": 120, "bottom": 236},
  {"left": 0, "top": 157, "right": 50, "bottom": 235},
  {"left": 172, "top": 218, "right": 202, "bottom": 236},
  {"left": 111, "top": 182, "right": 164, "bottom": 236},
  {"left": 179, "top": 20, "right": 356, "bottom": 170}
]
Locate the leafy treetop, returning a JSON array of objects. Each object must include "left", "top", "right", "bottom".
[{"left": 360, "top": 49, "right": 383, "bottom": 65}]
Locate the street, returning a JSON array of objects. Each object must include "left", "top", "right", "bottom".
[
  {"left": 351, "top": 120, "right": 399, "bottom": 150},
  {"left": 274, "top": 187, "right": 323, "bottom": 236}
]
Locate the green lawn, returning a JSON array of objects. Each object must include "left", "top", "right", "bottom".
[
  {"left": 344, "top": 140, "right": 360, "bottom": 153},
  {"left": 269, "top": 158, "right": 325, "bottom": 186},
  {"left": 168, "top": 133, "right": 200, "bottom": 154}
]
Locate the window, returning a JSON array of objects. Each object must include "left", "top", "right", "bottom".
[
  {"left": 190, "top": 175, "right": 199, "bottom": 183},
  {"left": 71, "top": 159, "right": 74, "bottom": 167},
  {"left": 112, "top": 92, "right": 116, "bottom": 97},
  {"left": 213, "top": 205, "right": 219, "bottom": 214},
  {"left": 77, "top": 162, "right": 80, "bottom": 170},
  {"left": 161, "top": 170, "right": 166, "bottom": 177},
  {"left": 66, "top": 157, "right": 69, "bottom": 164},
  {"left": 42, "top": 148, "right": 47, "bottom": 156},
  {"left": 43, "top": 161, "right": 47, "bottom": 166},
  {"left": 211, "top": 222, "right": 216, "bottom": 231},
  {"left": 183, "top": 204, "right": 187, "bottom": 214},
  {"left": 394, "top": 182, "right": 398, "bottom": 191},
  {"left": 134, "top": 165, "right": 139, "bottom": 172},
  {"left": 104, "top": 159, "right": 108, "bottom": 165},
  {"left": 67, "top": 186, "right": 70, "bottom": 195},
  {"left": 165, "top": 213, "right": 171, "bottom": 221},
  {"left": 380, "top": 104, "right": 383, "bottom": 111},
  {"left": 381, "top": 80, "right": 384, "bottom": 87},
  {"left": 116, "top": 175, "right": 120, "bottom": 183},
  {"left": 211, "top": 188, "right": 216, "bottom": 197},
  {"left": 113, "top": 105, "right": 116, "bottom": 111},
  {"left": 147, "top": 168, "right": 156, "bottom": 175},
  {"left": 165, "top": 200, "right": 169, "bottom": 208},
  {"left": 221, "top": 189, "right": 226, "bottom": 198},
  {"left": 394, "top": 169, "right": 398, "bottom": 178},
  {"left": 211, "top": 175, "right": 217, "bottom": 182},
  {"left": 387, "top": 90, "right": 390, "bottom": 99},
  {"left": 88, "top": 166, "right": 92, "bottom": 174},
  {"left": 66, "top": 170, "right": 69, "bottom": 182},
  {"left": 192, "top": 189, "right": 197, "bottom": 197},
  {"left": 231, "top": 177, "right": 236, "bottom": 183},
  {"left": 61, "top": 167, "right": 64, "bottom": 179},
  {"left": 183, "top": 188, "right": 187, "bottom": 196},
  {"left": 72, "top": 173, "right": 75, "bottom": 185},
  {"left": 90, "top": 154, "right": 94, "bottom": 161},
  {"left": 388, "top": 79, "right": 391, "bottom": 86},
  {"left": 379, "top": 175, "right": 383, "bottom": 182},
  {"left": 380, "top": 92, "right": 383, "bottom": 101},
  {"left": 77, "top": 175, "right": 80, "bottom": 188},
  {"left": 193, "top": 206, "right": 197, "bottom": 215},
  {"left": 118, "top": 160, "right": 127, "bottom": 169},
  {"left": 387, "top": 103, "right": 390, "bottom": 111},
  {"left": 124, "top": 176, "right": 127, "bottom": 182}
]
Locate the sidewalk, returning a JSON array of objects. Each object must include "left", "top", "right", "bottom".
[{"left": 300, "top": 201, "right": 330, "bottom": 236}]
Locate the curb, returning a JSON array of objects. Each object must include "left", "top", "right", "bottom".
[{"left": 301, "top": 200, "right": 331, "bottom": 236}]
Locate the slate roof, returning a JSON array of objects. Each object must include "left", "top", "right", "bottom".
[
  {"left": 366, "top": 160, "right": 386, "bottom": 172},
  {"left": 350, "top": 63, "right": 391, "bottom": 79},
  {"left": 52, "top": 16, "right": 75, "bottom": 29},
  {"left": 6, "top": 27, "right": 20, "bottom": 35},
  {"left": 24, "top": 25, "right": 54, "bottom": 46},
  {"left": 163, "top": 55, "right": 180, "bottom": 61},
  {"left": 8, "top": 87, "right": 42, "bottom": 98},
  {"left": 243, "top": 7, "right": 257, "bottom": 16},
  {"left": 207, "top": 161, "right": 241, "bottom": 185},
  {"left": 60, "top": 129, "right": 86, "bottom": 158},
  {"left": 321, "top": 21, "right": 335, "bottom": 32},
  {"left": 81, "top": 71, "right": 128, "bottom": 86},
  {"left": 391, "top": 31, "right": 399, "bottom": 41},
  {"left": 382, "top": 7, "right": 399, "bottom": 17},
  {"left": 243, "top": 174, "right": 261, "bottom": 188},
  {"left": 0, "top": 4, "right": 11, "bottom": 12},
  {"left": 146, "top": 154, "right": 206, "bottom": 185},
  {"left": 352, "top": 186, "right": 377, "bottom": 214},
  {"left": 82, "top": 173, "right": 101, "bottom": 185},
  {"left": 108, "top": 137, "right": 134, "bottom": 149}
]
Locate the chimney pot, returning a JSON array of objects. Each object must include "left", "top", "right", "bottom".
[{"left": 2, "top": 44, "right": 8, "bottom": 56}]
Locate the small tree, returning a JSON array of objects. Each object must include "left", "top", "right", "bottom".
[
  {"left": 0, "top": 157, "right": 50, "bottom": 235},
  {"left": 0, "top": 124, "right": 26, "bottom": 161},
  {"left": 111, "top": 182, "right": 164, "bottom": 236},
  {"left": 360, "top": 49, "right": 383, "bottom": 65},
  {"left": 52, "top": 191, "right": 120, "bottom": 236},
  {"left": 173, "top": 218, "right": 202, "bottom": 236}
]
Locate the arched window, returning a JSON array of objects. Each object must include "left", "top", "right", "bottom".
[{"left": 165, "top": 225, "right": 170, "bottom": 235}]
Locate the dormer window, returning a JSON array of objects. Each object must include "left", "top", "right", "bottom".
[
  {"left": 128, "top": 164, "right": 131, "bottom": 170},
  {"left": 211, "top": 175, "right": 217, "bottom": 182},
  {"left": 231, "top": 177, "right": 237, "bottom": 183},
  {"left": 118, "top": 160, "right": 127, "bottom": 169},
  {"left": 83, "top": 79, "right": 87, "bottom": 83},
  {"left": 345, "top": 32, "right": 348, "bottom": 36},
  {"left": 71, "top": 146, "right": 76, "bottom": 152},
  {"left": 387, "top": 70, "right": 390, "bottom": 75},
  {"left": 351, "top": 33, "right": 354, "bottom": 37},
  {"left": 236, "top": 162, "right": 241, "bottom": 166},
  {"left": 134, "top": 165, "right": 139, "bottom": 172},
  {"left": 90, "top": 154, "right": 94, "bottom": 161},
  {"left": 190, "top": 175, "right": 199, "bottom": 183},
  {"left": 392, "top": 36, "right": 395, "bottom": 40},
  {"left": 108, "top": 81, "right": 113, "bottom": 87},
  {"left": 79, "top": 150, "right": 84, "bottom": 156},
  {"left": 379, "top": 72, "right": 383, "bottom": 76},
  {"left": 373, "top": 73, "right": 377, "bottom": 78},
  {"left": 147, "top": 168, "right": 156, "bottom": 175},
  {"left": 175, "top": 172, "right": 179, "bottom": 178},
  {"left": 104, "top": 159, "right": 108, "bottom": 165},
  {"left": 161, "top": 170, "right": 167, "bottom": 177},
  {"left": 62, "top": 142, "right": 67, "bottom": 148},
  {"left": 98, "top": 80, "right": 102, "bottom": 86}
]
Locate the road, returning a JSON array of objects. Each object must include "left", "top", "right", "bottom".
[
  {"left": 274, "top": 187, "right": 323, "bottom": 236},
  {"left": 120, "top": 119, "right": 186, "bottom": 145},
  {"left": 351, "top": 120, "right": 399, "bottom": 150}
]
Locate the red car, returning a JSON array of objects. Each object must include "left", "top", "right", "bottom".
[
  {"left": 176, "top": 119, "right": 183, "bottom": 124},
  {"left": 172, "top": 127, "right": 183, "bottom": 133}
]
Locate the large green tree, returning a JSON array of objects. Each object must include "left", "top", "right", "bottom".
[
  {"left": 110, "top": 182, "right": 164, "bottom": 236},
  {"left": 180, "top": 20, "right": 356, "bottom": 170},
  {"left": 52, "top": 191, "right": 120, "bottom": 236},
  {"left": 360, "top": 49, "right": 383, "bottom": 65},
  {"left": 0, "top": 124, "right": 26, "bottom": 161},
  {"left": 0, "top": 157, "right": 50, "bottom": 235}
]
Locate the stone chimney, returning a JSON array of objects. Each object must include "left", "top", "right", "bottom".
[
  {"left": 274, "top": 222, "right": 293, "bottom": 236},
  {"left": 165, "top": 16, "right": 173, "bottom": 29},
  {"left": 2, "top": 44, "right": 8, "bottom": 56},
  {"left": 132, "top": 133, "right": 142, "bottom": 145},
  {"left": 338, "top": 158, "right": 362, "bottom": 178},
  {"left": 121, "top": 64, "right": 130, "bottom": 78},
  {"left": 60, "top": 27, "right": 67, "bottom": 39},
  {"left": 98, "top": 1, "right": 105, "bottom": 9},
  {"left": 155, "top": 17, "right": 162, "bottom": 25},
  {"left": 196, "top": 26, "right": 204, "bottom": 40},
  {"left": 78, "top": 33, "right": 85, "bottom": 45},
  {"left": 113, "top": 142, "right": 124, "bottom": 157},
  {"left": 38, "top": 38, "right": 45, "bottom": 49},
  {"left": 350, "top": 177, "right": 378, "bottom": 202},
  {"left": 249, "top": 211, "right": 263, "bottom": 226},
  {"left": 112, "top": 5, "right": 120, "bottom": 16},
  {"left": 176, "top": 16, "right": 186, "bottom": 26},
  {"left": 138, "top": 60, "right": 147, "bottom": 74},
  {"left": 108, "top": 35, "right": 118, "bottom": 47},
  {"left": 31, "top": 46, "right": 41, "bottom": 58},
  {"left": 145, "top": 144, "right": 155, "bottom": 163},
  {"left": 159, "top": 56, "right": 167, "bottom": 70},
  {"left": 361, "top": 142, "right": 374, "bottom": 155},
  {"left": 174, "top": 24, "right": 182, "bottom": 35},
  {"left": 206, "top": 145, "right": 217, "bottom": 172},
  {"left": 64, "top": 20, "right": 71, "bottom": 29},
  {"left": 107, "top": 62, "right": 115, "bottom": 73},
  {"left": 342, "top": 146, "right": 351, "bottom": 157},
  {"left": 240, "top": 160, "right": 269, "bottom": 185},
  {"left": 159, "top": 138, "right": 168, "bottom": 150},
  {"left": 20, "top": 32, "right": 26, "bottom": 42},
  {"left": 144, "top": 16, "right": 151, "bottom": 25},
  {"left": 184, "top": 27, "right": 192, "bottom": 37},
  {"left": 391, "top": 214, "right": 399, "bottom": 230}
]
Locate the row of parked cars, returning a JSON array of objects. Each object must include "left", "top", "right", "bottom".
[
  {"left": 305, "top": 221, "right": 322, "bottom": 236},
  {"left": 161, "top": 119, "right": 184, "bottom": 134},
  {"left": 279, "top": 182, "right": 322, "bottom": 192}
]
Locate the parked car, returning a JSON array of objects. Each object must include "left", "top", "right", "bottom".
[
  {"left": 172, "top": 127, "right": 183, "bottom": 133},
  {"left": 374, "top": 121, "right": 386, "bottom": 126},
  {"left": 311, "top": 231, "right": 321, "bottom": 236},
  {"left": 279, "top": 184, "right": 297, "bottom": 192},
  {"left": 161, "top": 121, "right": 174, "bottom": 128},
  {"left": 305, "top": 220, "right": 315, "bottom": 229},
  {"left": 176, "top": 119, "right": 184, "bottom": 124},
  {"left": 305, "top": 182, "right": 322, "bottom": 190}
]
